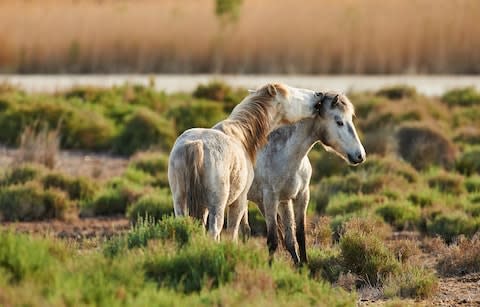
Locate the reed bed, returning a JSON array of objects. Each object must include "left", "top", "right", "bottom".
[{"left": 0, "top": 0, "right": 479, "bottom": 73}]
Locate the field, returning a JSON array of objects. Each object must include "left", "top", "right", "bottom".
[
  {"left": 1, "top": 0, "right": 480, "bottom": 74},
  {"left": 0, "top": 81, "right": 480, "bottom": 305}
]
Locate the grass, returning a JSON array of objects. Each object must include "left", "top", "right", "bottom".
[
  {"left": 0, "top": 218, "right": 357, "bottom": 306},
  {"left": 0, "top": 82, "right": 479, "bottom": 304}
]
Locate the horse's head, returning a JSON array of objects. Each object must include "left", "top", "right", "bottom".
[
  {"left": 314, "top": 92, "right": 366, "bottom": 165},
  {"left": 251, "top": 84, "right": 326, "bottom": 125}
]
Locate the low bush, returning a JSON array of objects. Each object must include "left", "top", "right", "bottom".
[
  {"left": 0, "top": 231, "right": 60, "bottom": 283},
  {"left": 167, "top": 100, "right": 226, "bottom": 133},
  {"left": 426, "top": 170, "right": 465, "bottom": 195},
  {"left": 41, "top": 172, "right": 95, "bottom": 200},
  {"left": 387, "top": 239, "right": 421, "bottom": 263},
  {"left": 114, "top": 108, "right": 175, "bottom": 156},
  {"left": 144, "top": 241, "right": 245, "bottom": 293},
  {"left": 88, "top": 179, "right": 145, "bottom": 216},
  {"left": 0, "top": 182, "right": 70, "bottom": 221},
  {"left": 456, "top": 146, "right": 480, "bottom": 175},
  {"left": 465, "top": 176, "right": 480, "bottom": 193},
  {"left": 0, "top": 163, "right": 45, "bottom": 186},
  {"left": 376, "top": 85, "right": 417, "bottom": 100},
  {"left": 408, "top": 189, "right": 443, "bottom": 208},
  {"left": 308, "top": 247, "right": 343, "bottom": 283},
  {"left": 128, "top": 151, "right": 169, "bottom": 187},
  {"left": 426, "top": 211, "right": 480, "bottom": 242},
  {"left": 396, "top": 123, "right": 456, "bottom": 170},
  {"left": 127, "top": 190, "right": 173, "bottom": 222},
  {"left": 376, "top": 201, "right": 421, "bottom": 230},
  {"left": 383, "top": 266, "right": 438, "bottom": 299},
  {"left": 105, "top": 216, "right": 203, "bottom": 257},
  {"left": 339, "top": 218, "right": 399, "bottom": 284},
  {"left": 325, "top": 194, "right": 379, "bottom": 216},
  {"left": 441, "top": 86, "right": 480, "bottom": 107},
  {"left": 308, "top": 148, "right": 349, "bottom": 180},
  {"left": 437, "top": 235, "right": 480, "bottom": 276},
  {"left": 454, "top": 126, "right": 480, "bottom": 145}
]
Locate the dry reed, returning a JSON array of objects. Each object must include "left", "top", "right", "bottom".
[{"left": 0, "top": 0, "right": 479, "bottom": 73}]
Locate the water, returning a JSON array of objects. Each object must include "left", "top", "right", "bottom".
[{"left": 1, "top": 74, "right": 480, "bottom": 96}]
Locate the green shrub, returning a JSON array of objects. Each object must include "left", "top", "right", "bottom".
[
  {"left": 427, "top": 171, "right": 465, "bottom": 195},
  {"left": 129, "top": 151, "right": 169, "bottom": 187},
  {"left": 0, "top": 182, "right": 70, "bottom": 221},
  {"left": 308, "top": 247, "right": 343, "bottom": 283},
  {"left": 127, "top": 190, "right": 173, "bottom": 222},
  {"left": 340, "top": 222, "right": 400, "bottom": 284},
  {"left": 105, "top": 216, "right": 203, "bottom": 257},
  {"left": 63, "top": 108, "right": 116, "bottom": 151},
  {"left": 88, "top": 180, "right": 144, "bottom": 216},
  {"left": 114, "top": 108, "right": 175, "bottom": 156},
  {"left": 122, "top": 167, "right": 155, "bottom": 185},
  {"left": 0, "top": 164, "right": 45, "bottom": 186},
  {"left": 383, "top": 266, "right": 438, "bottom": 299},
  {"left": 129, "top": 151, "right": 168, "bottom": 176},
  {"left": 0, "top": 99, "right": 116, "bottom": 151},
  {"left": 427, "top": 211, "right": 480, "bottom": 242},
  {"left": 454, "top": 126, "right": 480, "bottom": 145},
  {"left": 396, "top": 123, "right": 457, "bottom": 170},
  {"left": 456, "top": 146, "right": 480, "bottom": 175},
  {"left": 441, "top": 87, "right": 480, "bottom": 107},
  {"left": 41, "top": 172, "right": 95, "bottom": 200},
  {"left": 144, "top": 241, "right": 244, "bottom": 293},
  {"left": 359, "top": 155, "right": 419, "bottom": 183},
  {"left": 465, "top": 176, "right": 480, "bottom": 193},
  {"left": 376, "top": 201, "right": 421, "bottom": 230},
  {"left": 407, "top": 189, "right": 443, "bottom": 207},
  {"left": 376, "top": 85, "right": 417, "bottom": 100},
  {"left": 0, "top": 231, "right": 59, "bottom": 283},
  {"left": 308, "top": 148, "right": 349, "bottom": 180},
  {"left": 193, "top": 80, "right": 233, "bottom": 102},
  {"left": 167, "top": 100, "right": 226, "bottom": 133},
  {"left": 326, "top": 194, "right": 379, "bottom": 216}
]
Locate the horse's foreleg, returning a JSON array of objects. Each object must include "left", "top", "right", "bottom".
[
  {"left": 278, "top": 200, "right": 300, "bottom": 265},
  {"left": 294, "top": 188, "right": 310, "bottom": 264},
  {"left": 263, "top": 191, "right": 279, "bottom": 265}
]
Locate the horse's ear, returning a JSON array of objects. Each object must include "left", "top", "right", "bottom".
[
  {"left": 314, "top": 92, "right": 325, "bottom": 114},
  {"left": 266, "top": 84, "right": 278, "bottom": 97},
  {"left": 331, "top": 94, "right": 339, "bottom": 108}
]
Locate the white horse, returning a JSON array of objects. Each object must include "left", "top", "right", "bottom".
[
  {"left": 168, "top": 83, "right": 324, "bottom": 241},
  {"left": 245, "top": 92, "right": 366, "bottom": 264}
]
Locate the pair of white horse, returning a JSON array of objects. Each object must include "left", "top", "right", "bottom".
[{"left": 168, "top": 83, "right": 365, "bottom": 264}]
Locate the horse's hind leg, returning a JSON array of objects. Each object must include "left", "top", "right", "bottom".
[
  {"left": 226, "top": 191, "right": 249, "bottom": 242},
  {"left": 207, "top": 192, "right": 229, "bottom": 241},
  {"left": 294, "top": 188, "right": 310, "bottom": 264},
  {"left": 278, "top": 200, "right": 300, "bottom": 265}
]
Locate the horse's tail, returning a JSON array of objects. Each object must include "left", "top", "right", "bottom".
[{"left": 184, "top": 140, "right": 205, "bottom": 219}]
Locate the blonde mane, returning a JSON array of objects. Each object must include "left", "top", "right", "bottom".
[{"left": 215, "top": 83, "right": 289, "bottom": 162}]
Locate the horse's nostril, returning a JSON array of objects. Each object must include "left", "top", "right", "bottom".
[{"left": 357, "top": 154, "right": 363, "bottom": 161}]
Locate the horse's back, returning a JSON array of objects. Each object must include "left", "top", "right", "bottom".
[{"left": 169, "top": 127, "right": 251, "bottom": 206}]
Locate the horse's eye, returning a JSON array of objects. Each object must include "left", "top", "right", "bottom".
[{"left": 336, "top": 121, "right": 344, "bottom": 127}]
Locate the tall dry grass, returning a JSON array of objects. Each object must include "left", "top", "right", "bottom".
[{"left": 0, "top": 0, "right": 479, "bottom": 74}]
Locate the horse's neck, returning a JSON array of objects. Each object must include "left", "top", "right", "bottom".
[
  {"left": 282, "top": 120, "right": 319, "bottom": 165},
  {"left": 213, "top": 100, "right": 274, "bottom": 162}
]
